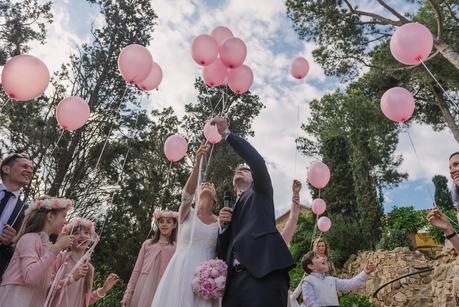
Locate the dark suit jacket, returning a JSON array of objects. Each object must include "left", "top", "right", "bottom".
[
  {"left": 0, "top": 197, "right": 27, "bottom": 277},
  {"left": 217, "top": 133, "right": 295, "bottom": 279}
]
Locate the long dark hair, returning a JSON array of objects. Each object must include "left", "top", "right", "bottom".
[
  {"left": 70, "top": 224, "right": 95, "bottom": 294},
  {"left": 150, "top": 217, "right": 178, "bottom": 245}
]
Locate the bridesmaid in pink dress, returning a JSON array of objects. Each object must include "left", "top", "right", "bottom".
[
  {"left": 121, "top": 210, "right": 178, "bottom": 307},
  {"left": 48, "top": 217, "right": 119, "bottom": 307},
  {"left": 0, "top": 196, "right": 74, "bottom": 307}
]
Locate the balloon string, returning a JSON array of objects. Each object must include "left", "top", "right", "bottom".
[
  {"left": 406, "top": 130, "right": 435, "bottom": 204},
  {"left": 294, "top": 102, "right": 300, "bottom": 179},
  {"left": 310, "top": 213, "right": 319, "bottom": 250},
  {"left": 93, "top": 86, "right": 129, "bottom": 175},
  {"left": 419, "top": 59, "right": 459, "bottom": 111},
  {"left": 98, "top": 100, "right": 143, "bottom": 238},
  {"left": 42, "top": 129, "right": 66, "bottom": 192},
  {"left": 0, "top": 96, "right": 11, "bottom": 110},
  {"left": 204, "top": 143, "right": 215, "bottom": 181}
]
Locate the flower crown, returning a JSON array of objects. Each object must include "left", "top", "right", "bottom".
[
  {"left": 62, "top": 217, "right": 95, "bottom": 235},
  {"left": 25, "top": 196, "right": 73, "bottom": 215},
  {"left": 152, "top": 209, "right": 178, "bottom": 220},
  {"left": 151, "top": 209, "right": 178, "bottom": 228}
]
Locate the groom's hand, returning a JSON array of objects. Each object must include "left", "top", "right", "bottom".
[
  {"left": 218, "top": 207, "right": 233, "bottom": 228},
  {"left": 210, "top": 116, "right": 229, "bottom": 136}
]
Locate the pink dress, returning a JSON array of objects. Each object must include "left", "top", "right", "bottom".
[
  {"left": 0, "top": 232, "right": 56, "bottom": 307},
  {"left": 123, "top": 240, "right": 176, "bottom": 307},
  {"left": 49, "top": 253, "right": 101, "bottom": 307}
]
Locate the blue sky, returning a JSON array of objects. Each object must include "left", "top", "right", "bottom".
[{"left": 24, "top": 0, "right": 458, "bottom": 217}]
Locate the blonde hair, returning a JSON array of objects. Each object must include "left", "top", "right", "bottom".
[
  {"left": 313, "top": 238, "right": 330, "bottom": 257},
  {"left": 12, "top": 207, "right": 64, "bottom": 246}
]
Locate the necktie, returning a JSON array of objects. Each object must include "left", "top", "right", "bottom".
[{"left": 0, "top": 191, "right": 14, "bottom": 218}]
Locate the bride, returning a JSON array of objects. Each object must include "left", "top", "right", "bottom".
[{"left": 151, "top": 144, "right": 219, "bottom": 307}]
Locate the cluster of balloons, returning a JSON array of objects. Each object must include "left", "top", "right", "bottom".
[
  {"left": 118, "top": 44, "right": 163, "bottom": 91},
  {"left": 192, "top": 26, "right": 253, "bottom": 94},
  {"left": 380, "top": 22, "right": 434, "bottom": 123},
  {"left": 1, "top": 54, "right": 91, "bottom": 131},
  {"left": 307, "top": 161, "right": 332, "bottom": 232}
]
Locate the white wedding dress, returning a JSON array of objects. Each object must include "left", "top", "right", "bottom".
[{"left": 151, "top": 205, "right": 219, "bottom": 307}]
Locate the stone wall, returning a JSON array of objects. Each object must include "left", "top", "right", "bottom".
[{"left": 339, "top": 247, "right": 459, "bottom": 306}]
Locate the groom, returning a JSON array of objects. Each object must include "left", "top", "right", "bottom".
[{"left": 212, "top": 117, "right": 295, "bottom": 307}]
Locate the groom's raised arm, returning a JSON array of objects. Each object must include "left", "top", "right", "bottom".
[{"left": 226, "top": 132, "right": 273, "bottom": 196}]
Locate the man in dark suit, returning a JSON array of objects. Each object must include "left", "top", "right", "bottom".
[
  {"left": 0, "top": 153, "right": 33, "bottom": 278},
  {"left": 212, "top": 117, "right": 295, "bottom": 307}
]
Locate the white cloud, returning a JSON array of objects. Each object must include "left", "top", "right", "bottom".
[{"left": 25, "top": 0, "right": 456, "bottom": 219}]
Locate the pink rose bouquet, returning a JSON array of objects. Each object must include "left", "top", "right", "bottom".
[{"left": 192, "top": 259, "right": 227, "bottom": 300}]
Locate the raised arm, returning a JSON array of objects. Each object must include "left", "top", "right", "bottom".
[
  {"left": 428, "top": 208, "right": 459, "bottom": 254},
  {"left": 211, "top": 117, "right": 272, "bottom": 196},
  {"left": 281, "top": 180, "right": 302, "bottom": 245},
  {"left": 178, "top": 144, "right": 208, "bottom": 223}
]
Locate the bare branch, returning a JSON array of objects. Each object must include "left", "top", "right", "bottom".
[
  {"left": 427, "top": 0, "right": 443, "bottom": 40},
  {"left": 376, "top": 0, "right": 410, "bottom": 23}
]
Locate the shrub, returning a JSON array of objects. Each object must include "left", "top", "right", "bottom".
[{"left": 339, "top": 293, "right": 375, "bottom": 307}]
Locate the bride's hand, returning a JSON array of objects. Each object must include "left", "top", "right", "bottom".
[{"left": 196, "top": 143, "right": 209, "bottom": 161}]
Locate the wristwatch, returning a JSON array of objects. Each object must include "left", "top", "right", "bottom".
[{"left": 445, "top": 231, "right": 457, "bottom": 240}]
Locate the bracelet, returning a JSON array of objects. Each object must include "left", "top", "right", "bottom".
[
  {"left": 445, "top": 231, "right": 457, "bottom": 240},
  {"left": 96, "top": 288, "right": 106, "bottom": 298}
]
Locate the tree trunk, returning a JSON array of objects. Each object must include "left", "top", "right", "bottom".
[
  {"left": 434, "top": 39, "right": 459, "bottom": 70},
  {"left": 431, "top": 85, "right": 459, "bottom": 144},
  {"left": 48, "top": 130, "right": 83, "bottom": 196}
]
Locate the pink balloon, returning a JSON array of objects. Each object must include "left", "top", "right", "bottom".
[
  {"left": 380, "top": 87, "right": 415, "bottom": 122},
  {"left": 118, "top": 44, "right": 153, "bottom": 84},
  {"left": 211, "top": 26, "right": 233, "bottom": 46},
  {"left": 317, "top": 216, "right": 332, "bottom": 232},
  {"left": 290, "top": 57, "right": 309, "bottom": 79},
  {"left": 203, "top": 121, "right": 222, "bottom": 144},
  {"left": 227, "top": 65, "right": 253, "bottom": 94},
  {"left": 1, "top": 55, "right": 50, "bottom": 101},
  {"left": 219, "top": 37, "right": 247, "bottom": 69},
  {"left": 390, "top": 23, "right": 433, "bottom": 65},
  {"left": 311, "top": 198, "right": 326, "bottom": 215},
  {"left": 203, "top": 58, "right": 228, "bottom": 87},
  {"left": 164, "top": 134, "right": 188, "bottom": 162},
  {"left": 56, "top": 97, "right": 90, "bottom": 131},
  {"left": 191, "top": 34, "right": 218, "bottom": 66},
  {"left": 307, "top": 161, "right": 331, "bottom": 189},
  {"left": 138, "top": 62, "right": 163, "bottom": 91}
]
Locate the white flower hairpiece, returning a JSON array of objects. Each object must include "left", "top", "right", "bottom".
[
  {"left": 25, "top": 196, "right": 73, "bottom": 215},
  {"left": 62, "top": 217, "right": 95, "bottom": 234}
]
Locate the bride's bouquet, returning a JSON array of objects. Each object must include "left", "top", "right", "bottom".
[{"left": 192, "top": 259, "right": 228, "bottom": 300}]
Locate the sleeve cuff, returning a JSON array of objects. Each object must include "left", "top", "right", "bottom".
[{"left": 223, "top": 129, "right": 231, "bottom": 140}]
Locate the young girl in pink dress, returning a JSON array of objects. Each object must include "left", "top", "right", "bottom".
[
  {"left": 48, "top": 217, "right": 120, "bottom": 307},
  {"left": 0, "top": 196, "right": 74, "bottom": 307},
  {"left": 121, "top": 210, "right": 178, "bottom": 307}
]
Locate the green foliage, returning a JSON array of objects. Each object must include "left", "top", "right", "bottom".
[
  {"left": 289, "top": 262, "right": 304, "bottom": 290},
  {"left": 339, "top": 293, "right": 375, "bottom": 307},
  {"left": 377, "top": 206, "right": 427, "bottom": 250},
  {"left": 299, "top": 88, "right": 406, "bottom": 249},
  {"left": 92, "top": 270, "right": 126, "bottom": 307},
  {"left": 289, "top": 213, "right": 316, "bottom": 262},
  {"left": 0, "top": 0, "right": 53, "bottom": 64},
  {"left": 323, "top": 214, "right": 367, "bottom": 266},
  {"left": 433, "top": 175, "right": 454, "bottom": 210},
  {"left": 286, "top": 0, "right": 459, "bottom": 141}
]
